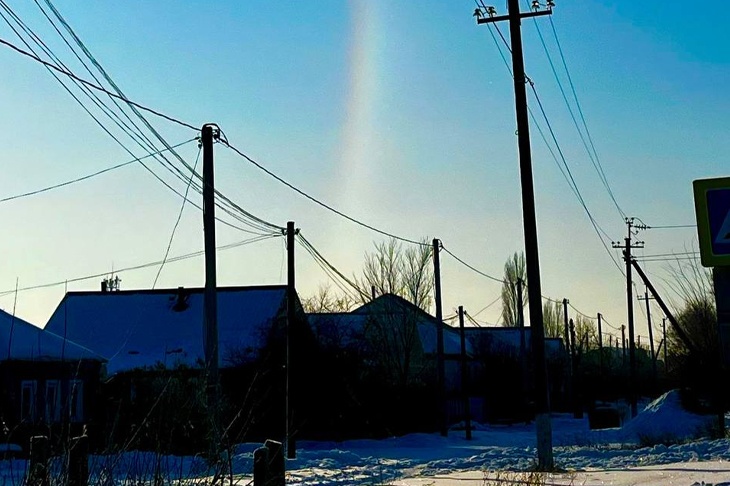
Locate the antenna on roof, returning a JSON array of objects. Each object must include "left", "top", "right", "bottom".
[{"left": 101, "top": 275, "right": 121, "bottom": 293}]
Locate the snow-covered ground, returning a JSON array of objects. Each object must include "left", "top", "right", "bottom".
[
  {"left": 3, "top": 390, "right": 730, "bottom": 484},
  {"left": 279, "top": 391, "right": 730, "bottom": 485}
]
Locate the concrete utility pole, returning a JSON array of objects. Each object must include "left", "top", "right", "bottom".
[
  {"left": 202, "top": 123, "right": 220, "bottom": 454},
  {"left": 613, "top": 217, "right": 645, "bottom": 418},
  {"left": 286, "top": 221, "right": 298, "bottom": 459},
  {"left": 475, "top": 0, "right": 554, "bottom": 470},
  {"left": 433, "top": 238, "right": 447, "bottom": 437},
  {"left": 458, "top": 306, "right": 472, "bottom": 440}
]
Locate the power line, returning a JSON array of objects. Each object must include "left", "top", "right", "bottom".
[
  {"left": 468, "top": 294, "right": 502, "bottom": 318},
  {"left": 296, "top": 233, "right": 369, "bottom": 302},
  {"left": 482, "top": 21, "right": 589, "bottom": 226},
  {"left": 219, "top": 138, "right": 428, "bottom": 247},
  {"left": 480, "top": 19, "right": 624, "bottom": 277},
  {"left": 600, "top": 315, "right": 622, "bottom": 332},
  {"left": 1, "top": 1, "right": 273, "bottom": 238},
  {"left": 526, "top": 79, "right": 624, "bottom": 276},
  {"left": 30, "top": 0, "right": 182, "bottom": 182},
  {"left": 0, "top": 5, "right": 219, "bottom": 229},
  {"left": 567, "top": 302, "right": 597, "bottom": 321},
  {"left": 463, "top": 311, "right": 484, "bottom": 327},
  {"left": 0, "top": 35, "right": 197, "bottom": 131},
  {"left": 1, "top": 7, "right": 281, "bottom": 236},
  {"left": 637, "top": 251, "right": 699, "bottom": 258},
  {"left": 646, "top": 224, "right": 697, "bottom": 230},
  {"left": 546, "top": 12, "right": 625, "bottom": 219},
  {"left": 152, "top": 145, "right": 202, "bottom": 289},
  {"left": 0, "top": 234, "right": 279, "bottom": 298},
  {"left": 526, "top": 2, "right": 625, "bottom": 220},
  {"left": 635, "top": 256, "right": 699, "bottom": 263},
  {"left": 0, "top": 138, "right": 195, "bottom": 204},
  {"left": 440, "top": 247, "right": 505, "bottom": 284}
]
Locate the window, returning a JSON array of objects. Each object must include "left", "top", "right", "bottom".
[
  {"left": 20, "top": 381, "right": 37, "bottom": 422},
  {"left": 45, "top": 380, "right": 61, "bottom": 423},
  {"left": 69, "top": 380, "right": 84, "bottom": 423}
]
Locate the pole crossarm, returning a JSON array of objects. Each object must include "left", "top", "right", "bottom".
[{"left": 477, "top": 9, "right": 552, "bottom": 24}]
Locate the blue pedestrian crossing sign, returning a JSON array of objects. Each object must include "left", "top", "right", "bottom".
[{"left": 693, "top": 176, "right": 730, "bottom": 267}]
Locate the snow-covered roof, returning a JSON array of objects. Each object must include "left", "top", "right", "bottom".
[
  {"left": 0, "top": 309, "right": 103, "bottom": 362},
  {"left": 309, "top": 294, "right": 471, "bottom": 355},
  {"left": 465, "top": 326, "right": 565, "bottom": 356},
  {"left": 417, "top": 322, "right": 465, "bottom": 355},
  {"left": 44, "top": 286, "right": 288, "bottom": 374}
]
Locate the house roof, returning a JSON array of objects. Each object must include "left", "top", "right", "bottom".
[
  {"left": 464, "top": 326, "right": 565, "bottom": 355},
  {"left": 307, "top": 312, "right": 367, "bottom": 349},
  {"left": 44, "top": 285, "right": 289, "bottom": 374},
  {"left": 0, "top": 309, "right": 103, "bottom": 362},
  {"left": 310, "top": 293, "right": 470, "bottom": 355}
]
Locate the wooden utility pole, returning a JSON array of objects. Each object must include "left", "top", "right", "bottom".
[
  {"left": 476, "top": 0, "right": 554, "bottom": 470},
  {"left": 517, "top": 279, "right": 525, "bottom": 335},
  {"left": 562, "top": 299, "right": 571, "bottom": 368},
  {"left": 662, "top": 318, "right": 668, "bottom": 373},
  {"left": 597, "top": 313, "right": 604, "bottom": 377},
  {"left": 638, "top": 290, "right": 657, "bottom": 382},
  {"left": 202, "top": 123, "right": 220, "bottom": 454},
  {"left": 621, "top": 325, "right": 626, "bottom": 364},
  {"left": 433, "top": 238, "right": 447, "bottom": 437},
  {"left": 569, "top": 318, "right": 581, "bottom": 418},
  {"left": 286, "top": 221, "right": 297, "bottom": 459},
  {"left": 458, "top": 306, "right": 472, "bottom": 440},
  {"left": 613, "top": 217, "right": 645, "bottom": 418}
]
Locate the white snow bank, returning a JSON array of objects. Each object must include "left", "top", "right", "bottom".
[
  {"left": 585, "top": 390, "right": 719, "bottom": 447},
  {"left": 622, "top": 389, "right": 717, "bottom": 444}
]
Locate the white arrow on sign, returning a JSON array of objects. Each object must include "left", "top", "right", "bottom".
[{"left": 716, "top": 210, "right": 730, "bottom": 245}]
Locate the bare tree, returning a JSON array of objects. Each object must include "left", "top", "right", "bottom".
[
  {"left": 363, "top": 297, "right": 428, "bottom": 388},
  {"left": 573, "top": 314, "right": 598, "bottom": 353},
  {"left": 357, "top": 238, "right": 433, "bottom": 311},
  {"left": 302, "top": 284, "right": 356, "bottom": 313},
  {"left": 501, "top": 252, "right": 527, "bottom": 327},
  {"left": 542, "top": 299, "right": 564, "bottom": 339},
  {"left": 662, "top": 256, "right": 717, "bottom": 363}
]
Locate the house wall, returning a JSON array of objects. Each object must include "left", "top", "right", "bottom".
[{"left": 0, "top": 359, "right": 102, "bottom": 452}]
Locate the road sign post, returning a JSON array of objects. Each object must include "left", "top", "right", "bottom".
[
  {"left": 693, "top": 177, "right": 730, "bottom": 364},
  {"left": 693, "top": 177, "right": 730, "bottom": 267},
  {"left": 694, "top": 176, "right": 730, "bottom": 435}
]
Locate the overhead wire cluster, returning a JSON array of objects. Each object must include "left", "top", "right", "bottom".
[
  {"left": 0, "top": 0, "right": 284, "bottom": 240},
  {"left": 0, "top": 0, "right": 686, "bottom": 338},
  {"left": 0, "top": 235, "right": 278, "bottom": 298},
  {"left": 295, "top": 232, "right": 370, "bottom": 304},
  {"left": 474, "top": 0, "right": 625, "bottom": 276}
]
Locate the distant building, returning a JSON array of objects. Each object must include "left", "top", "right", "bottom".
[
  {"left": 0, "top": 308, "right": 104, "bottom": 449},
  {"left": 44, "top": 285, "right": 315, "bottom": 452},
  {"left": 307, "top": 293, "right": 472, "bottom": 438},
  {"left": 464, "top": 326, "right": 569, "bottom": 422}
]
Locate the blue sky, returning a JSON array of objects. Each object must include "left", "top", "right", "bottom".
[{"left": 0, "top": 0, "right": 727, "bottom": 347}]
